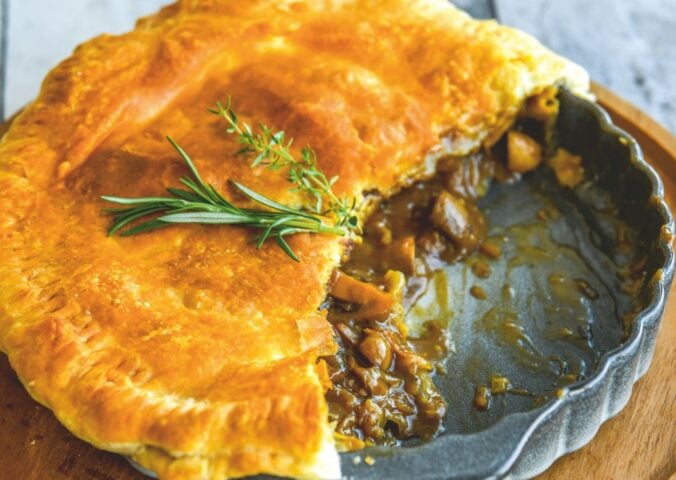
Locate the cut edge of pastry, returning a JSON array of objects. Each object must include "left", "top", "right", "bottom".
[{"left": 126, "top": 384, "right": 342, "bottom": 480}]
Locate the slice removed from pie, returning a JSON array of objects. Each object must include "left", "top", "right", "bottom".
[{"left": 0, "top": 1, "right": 589, "bottom": 479}]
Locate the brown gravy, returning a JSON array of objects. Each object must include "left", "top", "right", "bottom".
[{"left": 323, "top": 154, "right": 504, "bottom": 446}]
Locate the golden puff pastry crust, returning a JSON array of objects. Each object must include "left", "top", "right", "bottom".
[{"left": 0, "top": 1, "right": 589, "bottom": 479}]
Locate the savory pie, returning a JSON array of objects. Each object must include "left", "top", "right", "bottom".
[{"left": 0, "top": 1, "right": 589, "bottom": 479}]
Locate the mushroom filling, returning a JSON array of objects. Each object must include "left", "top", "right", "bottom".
[{"left": 322, "top": 88, "right": 575, "bottom": 447}]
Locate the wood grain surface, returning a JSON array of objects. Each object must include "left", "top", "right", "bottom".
[{"left": 0, "top": 86, "right": 673, "bottom": 480}]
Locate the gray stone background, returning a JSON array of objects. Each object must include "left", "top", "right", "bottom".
[{"left": 6, "top": 0, "right": 676, "bottom": 133}]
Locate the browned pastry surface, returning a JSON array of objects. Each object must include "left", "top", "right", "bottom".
[{"left": 0, "top": 1, "right": 588, "bottom": 478}]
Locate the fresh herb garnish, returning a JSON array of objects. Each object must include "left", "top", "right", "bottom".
[
  {"left": 209, "top": 98, "right": 358, "bottom": 230},
  {"left": 101, "top": 101, "right": 358, "bottom": 261}
]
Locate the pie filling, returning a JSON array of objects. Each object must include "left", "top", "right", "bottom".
[{"left": 321, "top": 87, "right": 582, "bottom": 447}]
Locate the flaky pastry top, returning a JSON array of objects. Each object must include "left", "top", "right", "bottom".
[{"left": 0, "top": 1, "right": 588, "bottom": 479}]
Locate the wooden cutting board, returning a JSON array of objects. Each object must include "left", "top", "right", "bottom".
[{"left": 0, "top": 85, "right": 674, "bottom": 480}]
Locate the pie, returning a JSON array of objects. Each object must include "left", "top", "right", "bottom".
[{"left": 0, "top": 1, "right": 589, "bottom": 479}]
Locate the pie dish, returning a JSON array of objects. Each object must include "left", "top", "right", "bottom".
[{"left": 0, "top": 1, "right": 633, "bottom": 479}]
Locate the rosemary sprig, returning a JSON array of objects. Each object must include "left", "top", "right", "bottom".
[
  {"left": 209, "top": 97, "right": 358, "bottom": 230},
  {"left": 102, "top": 136, "right": 349, "bottom": 261}
]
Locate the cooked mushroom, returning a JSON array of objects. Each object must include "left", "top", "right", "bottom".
[
  {"left": 330, "top": 270, "right": 395, "bottom": 320},
  {"left": 507, "top": 130, "right": 542, "bottom": 173}
]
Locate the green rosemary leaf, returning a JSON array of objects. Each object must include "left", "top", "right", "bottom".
[
  {"left": 178, "top": 177, "right": 213, "bottom": 204},
  {"left": 275, "top": 235, "right": 299, "bottom": 262},
  {"left": 101, "top": 195, "right": 176, "bottom": 205},
  {"left": 119, "top": 219, "right": 171, "bottom": 237},
  {"left": 102, "top": 98, "right": 359, "bottom": 261},
  {"left": 166, "top": 136, "right": 204, "bottom": 185},
  {"left": 165, "top": 188, "right": 204, "bottom": 203},
  {"left": 256, "top": 215, "right": 297, "bottom": 249},
  {"left": 158, "top": 212, "right": 252, "bottom": 224},
  {"left": 229, "top": 180, "right": 317, "bottom": 220},
  {"left": 107, "top": 206, "right": 168, "bottom": 235}
]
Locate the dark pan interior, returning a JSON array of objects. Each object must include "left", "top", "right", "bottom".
[
  {"left": 433, "top": 168, "right": 636, "bottom": 434},
  {"left": 334, "top": 89, "right": 674, "bottom": 480}
]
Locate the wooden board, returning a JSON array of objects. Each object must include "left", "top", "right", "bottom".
[{"left": 0, "top": 85, "right": 674, "bottom": 480}]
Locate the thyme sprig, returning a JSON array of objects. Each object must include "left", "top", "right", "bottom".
[
  {"left": 209, "top": 97, "right": 358, "bottom": 230},
  {"left": 102, "top": 137, "right": 351, "bottom": 261}
]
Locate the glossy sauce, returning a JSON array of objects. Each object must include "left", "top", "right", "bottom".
[
  {"left": 468, "top": 194, "right": 627, "bottom": 410},
  {"left": 323, "top": 154, "right": 503, "bottom": 446}
]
